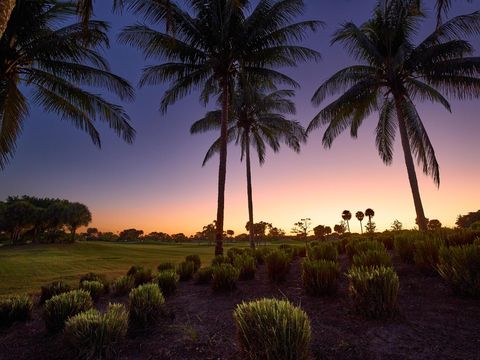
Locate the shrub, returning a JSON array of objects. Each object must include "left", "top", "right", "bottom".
[
  {"left": 64, "top": 303, "right": 128, "bottom": 360},
  {"left": 394, "top": 234, "right": 417, "bottom": 263},
  {"left": 233, "top": 254, "right": 256, "bottom": 280},
  {"left": 352, "top": 249, "right": 392, "bottom": 268},
  {"left": 437, "top": 244, "right": 480, "bottom": 297},
  {"left": 194, "top": 266, "right": 214, "bottom": 284},
  {"left": 211, "top": 255, "right": 230, "bottom": 267},
  {"left": 44, "top": 290, "right": 93, "bottom": 332},
  {"left": 307, "top": 242, "right": 338, "bottom": 262},
  {"left": 445, "top": 230, "right": 480, "bottom": 247},
  {"left": 227, "top": 247, "right": 245, "bottom": 262},
  {"left": 185, "top": 254, "right": 201, "bottom": 272},
  {"left": 127, "top": 266, "right": 153, "bottom": 287},
  {"left": 128, "top": 284, "right": 164, "bottom": 329},
  {"left": 302, "top": 259, "right": 340, "bottom": 296},
  {"left": 347, "top": 266, "right": 399, "bottom": 319},
  {"left": 111, "top": 275, "right": 135, "bottom": 296},
  {"left": 80, "top": 281, "right": 104, "bottom": 301},
  {"left": 212, "top": 264, "right": 239, "bottom": 292},
  {"left": 413, "top": 238, "right": 442, "bottom": 272},
  {"left": 253, "top": 248, "right": 271, "bottom": 265},
  {"left": 0, "top": 294, "right": 33, "bottom": 327},
  {"left": 346, "top": 240, "right": 385, "bottom": 259},
  {"left": 376, "top": 232, "right": 395, "bottom": 250},
  {"left": 265, "top": 250, "right": 290, "bottom": 283},
  {"left": 233, "top": 298, "right": 311, "bottom": 360},
  {"left": 40, "top": 281, "right": 71, "bottom": 304},
  {"left": 290, "top": 245, "right": 307, "bottom": 258},
  {"left": 154, "top": 270, "right": 179, "bottom": 296},
  {"left": 80, "top": 272, "right": 109, "bottom": 292},
  {"left": 157, "top": 262, "right": 175, "bottom": 272},
  {"left": 176, "top": 261, "right": 196, "bottom": 281}
]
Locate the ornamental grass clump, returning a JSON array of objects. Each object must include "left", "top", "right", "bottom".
[
  {"left": 211, "top": 264, "right": 239, "bottom": 292},
  {"left": 64, "top": 303, "right": 128, "bottom": 360},
  {"left": 157, "top": 262, "right": 175, "bottom": 272},
  {"left": 194, "top": 266, "right": 214, "bottom": 284},
  {"left": 345, "top": 239, "right": 385, "bottom": 259},
  {"left": 302, "top": 259, "right": 340, "bottom": 296},
  {"left": 111, "top": 275, "right": 135, "bottom": 296},
  {"left": 347, "top": 266, "right": 399, "bottom": 319},
  {"left": 352, "top": 249, "right": 392, "bottom": 268},
  {"left": 437, "top": 244, "right": 480, "bottom": 298},
  {"left": 128, "top": 283, "right": 164, "bottom": 329},
  {"left": 307, "top": 242, "right": 338, "bottom": 262},
  {"left": 40, "top": 281, "right": 71, "bottom": 304},
  {"left": 413, "top": 238, "right": 443, "bottom": 272},
  {"left": 0, "top": 294, "right": 33, "bottom": 327},
  {"left": 265, "top": 250, "right": 290, "bottom": 283},
  {"left": 127, "top": 266, "right": 153, "bottom": 287},
  {"left": 176, "top": 261, "right": 196, "bottom": 281},
  {"left": 80, "top": 272, "right": 109, "bottom": 292},
  {"left": 80, "top": 280, "right": 105, "bottom": 301},
  {"left": 44, "top": 290, "right": 93, "bottom": 333},
  {"left": 211, "top": 255, "right": 230, "bottom": 267},
  {"left": 394, "top": 233, "right": 419, "bottom": 263},
  {"left": 233, "top": 254, "right": 256, "bottom": 280},
  {"left": 185, "top": 254, "right": 201, "bottom": 272},
  {"left": 154, "top": 270, "right": 179, "bottom": 296},
  {"left": 233, "top": 298, "right": 311, "bottom": 360}
]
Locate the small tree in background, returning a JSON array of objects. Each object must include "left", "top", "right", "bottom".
[
  {"left": 334, "top": 221, "right": 347, "bottom": 234},
  {"left": 342, "top": 211, "right": 352, "bottom": 233},
  {"left": 428, "top": 219, "right": 442, "bottom": 231},
  {"left": 64, "top": 203, "right": 92, "bottom": 242},
  {"left": 365, "top": 222, "right": 377, "bottom": 234},
  {"left": 313, "top": 225, "right": 332, "bottom": 240},
  {"left": 391, "top": 220, "right": 403, "bottom": 231}
]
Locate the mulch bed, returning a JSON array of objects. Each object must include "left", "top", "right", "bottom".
[{"left": 0, "top": 252, "right": 479, "bottom": 360}]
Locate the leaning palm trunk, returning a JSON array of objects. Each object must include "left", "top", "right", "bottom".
[
  {"left": 0, "top": 0, "right": 15, "bottom": 39},
  {"left": 394, "top": 96, "right": 427, "bottom": 231},
  {"left": 215, "top": 78, "right": 230, "bottom": 256},
  {"left": 245, "top": 134, "right": 255, "bottom": 249}
]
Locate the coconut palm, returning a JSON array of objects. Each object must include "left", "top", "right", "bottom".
[
  {"left": 414, "top": 0, "right": 474, "bottom": 27},
  {"left": 342, "top": 210, "right": 352, "bottom": 233},
  {"left": 308, "top": 0, "right": 480, "bottom": 231},
  {"left": 365, "top": 208, "right": 375, "bottom": 229},
  {"left": 120, "top": 0, "right": 321, "bottom": 255},
  {"left": 356, "top": 211, "right": 365, "bottom": 234},
  {"left": 0, "top": 0, "right": 16, "bottom": 39},
  {"left": 191, "top": 81, "right": 306, "bottom": 249},
  {"left": 0, "top": 0, "right": 135, "bottom": 169}
]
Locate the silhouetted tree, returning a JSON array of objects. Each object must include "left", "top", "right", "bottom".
[
  {"left": 0, "top": 0, "right": 135, "bottom": 169},
  {"left": 63, "top": 203, "right": 92, "bottom": 242},
  {"left": 308, "top": 0, "right": 480, "bottom": 231},
  {"left": 365, "top": 221, "right": 377, "bottom": 234},
  {"left": 334, "top": 222, "right": 347, "bottom": 234},
  {"left": 456, "top": 210, "right": 480, "bottom": 228},
  {"left": 365, "top": 208, "right": 375, "bottom": 230},
  {"left": 120, "top": 0, "right": 321, "bottom": 255},
  {"left": 119, "top": 228, "right": 144, "bottom": 242},
  {"left": 391, "top": 219, "right": 403, "bottom": 231},
  {"left": 356, "top": 211, "right": 365, "bottom": 234},
  {"left": 313, "top": 225, "right": 331, "bottom": 239},
  {"left": 428, "top": 219, "right": 442, "bottom": 230},
  {"left": 342, "top": 210, "right": 352, "bottom": 233}
]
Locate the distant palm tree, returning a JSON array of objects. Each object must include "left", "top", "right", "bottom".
[
  {"left": 0, "top": 0, "right": 135, "bottom": 169},
  {"left": 356, "top": 211, "right": 365, "bottom": 234},
  {"left": 365, "top": 208, "right": 375, "bottom": 229},
  {"left": 120, "top": 0, "right": 321, "bottom": 255},
  {"left": 191, "top": 81, "right": 306, "bottom": 249},
  {"left": 342, "top": 210, "right": 352, "bottom": 233},
  {"left": 308, "top": 0, "right": 480, "bottom": 231}
]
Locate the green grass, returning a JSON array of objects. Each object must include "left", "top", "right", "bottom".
[{"left": 0, "top": 241, "right": 263, "bottom": 297}]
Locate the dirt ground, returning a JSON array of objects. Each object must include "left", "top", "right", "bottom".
[{"left": 1, "top": 252, "right": 479, "bottom": 360}]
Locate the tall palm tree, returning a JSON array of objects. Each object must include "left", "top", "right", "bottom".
[
  {"left": 414, "top": 0, "right": 474, "bottom": 27},
  {"left": 0, "top": 0, "right": 135, "bottom": 169},
  {"left": 356, "top": 211, "right": 365, "bottom": 234},
  {"left": 120, "top": 0, "right": 321, "bottom": 255},
  {"left": 308, "top": 0, "right": 480, "bottom": 231},
  {"left": 365, "top": 208, "right": 375, "bottom": 229},
  {"left": 0, "top": 0, "right": 16, "bottom": 39},
  {"left": 342, "top": 210, "right": 352, "bottom": 233},
  {"left": 191, "top": 82, "right": 306, "bottom": 249}
]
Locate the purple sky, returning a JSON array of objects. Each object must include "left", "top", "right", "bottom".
[{"left": 1, "top": 0, "right": 479, "bottom": 235}]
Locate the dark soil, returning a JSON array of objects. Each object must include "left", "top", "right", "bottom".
[{"left": 1, "top": 253, "right": 479, "bottom": 360}]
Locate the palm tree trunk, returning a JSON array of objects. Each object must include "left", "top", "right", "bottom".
[
  {"left": 0, "top": 0, "right": 15, "bottom": 39},
  {"left": 245, "top": 133, "right": 255, "bottom": 249},
  {"left": 360, "top": 221, "right": 363, "bottom": 234},
  {"left": 215, "top": 78, "right": 229, "bottom": 255},
  {"left": 346, "top": 220, "right": 350, "bottom": 233},
  {"left": 394, "top": 96, "right": 428, "bottom": 231},
  {"left": 71, "top": 228, "right": 76, "bottom": 243}
]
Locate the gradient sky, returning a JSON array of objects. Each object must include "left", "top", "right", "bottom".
[{"left": 1, "top": 0, "right": 479, "bottom": 236}]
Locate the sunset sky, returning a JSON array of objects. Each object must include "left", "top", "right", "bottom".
[{"left": 1, "top": 0, "right": 479, "bottom": 236}]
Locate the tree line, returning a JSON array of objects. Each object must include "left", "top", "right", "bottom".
[{"left": 1, "top": 0, "right": 479, "bottom": 256}]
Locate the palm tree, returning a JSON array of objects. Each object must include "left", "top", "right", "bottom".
[
  {"left": 191, "top": 82, "right": 306, "bottom": 249},
  {"left": 0, "top": 0, "right": 135, "bottom": 169},
  {"left": 365, "top": 208, "right": 375, "bottom": 229},
  {"left": 120, "top": 0, "right": 321, "bottom": 255},
  {"left": 342, "top": 210, "right": 352, "bottom": 233},
  {"left": 356, "top": 211, "right": 365, "bottom": 234},
  {"left": 0, "top": 0, "right": 16, "bottom": 39},
  {"left": 414, "top": 0, "right": 474, "bottom": 27},
  {"left": 308, "top": 0, "right": 480, "bottom": 231}
]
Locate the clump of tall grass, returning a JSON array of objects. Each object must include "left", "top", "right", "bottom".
[
  {"left": 413, "top": 238, "right": 442, "bottom": 272},
  {"left": 302, "top": 259, "right": 340, "bottom": 296},
  {"left": 0, "top": 294, "right": 33, "bottom": 327},
  {"left": 111, "top": 275, "right": 135, "bottom": 296},
  {"left": 394, "top": 233, "right": 418, "bottom": 263},
  {"left": 212, "top": 264, "right": 239, "bottom": 292},
  {"left": 40, "top": 281, "right": 71, "bottom": 304},
  {"left": 346, "top": 239, "right": 385, "bottom": 259},
  {"left": 265, "top": 250, "right": 290, "bottom": 283},
  {"left": 154, "top": 270, "right": 179, "bottom": 296},
  {"left": 44, "top": 290, "right": 93, "bottom": 333},
  {"left": 233, "top": 254, "right": 256, "bottom": 280},
  {"left": 128, "top": 283, "right": 164, "bottom": 329},
  {"left": 352, "top": 249, "right": 392, "bottom": 268},
  {"left": 307, "top": 242, "right": 338, "bottom": 262},
  {"left": 233, "top": 298, "right": 311, "bottom": 360}
]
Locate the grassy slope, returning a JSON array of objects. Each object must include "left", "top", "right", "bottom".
[{"left": 0, "top": 241, "right": 253, "bottom": 297}]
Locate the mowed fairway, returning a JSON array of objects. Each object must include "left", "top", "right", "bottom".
[{"left": 0, "top": 241, "right": 250, "bottom": 297}]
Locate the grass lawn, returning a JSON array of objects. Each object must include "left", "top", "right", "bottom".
[{"left": 0, "top": 241, "right": 262, "bottom": 297}]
